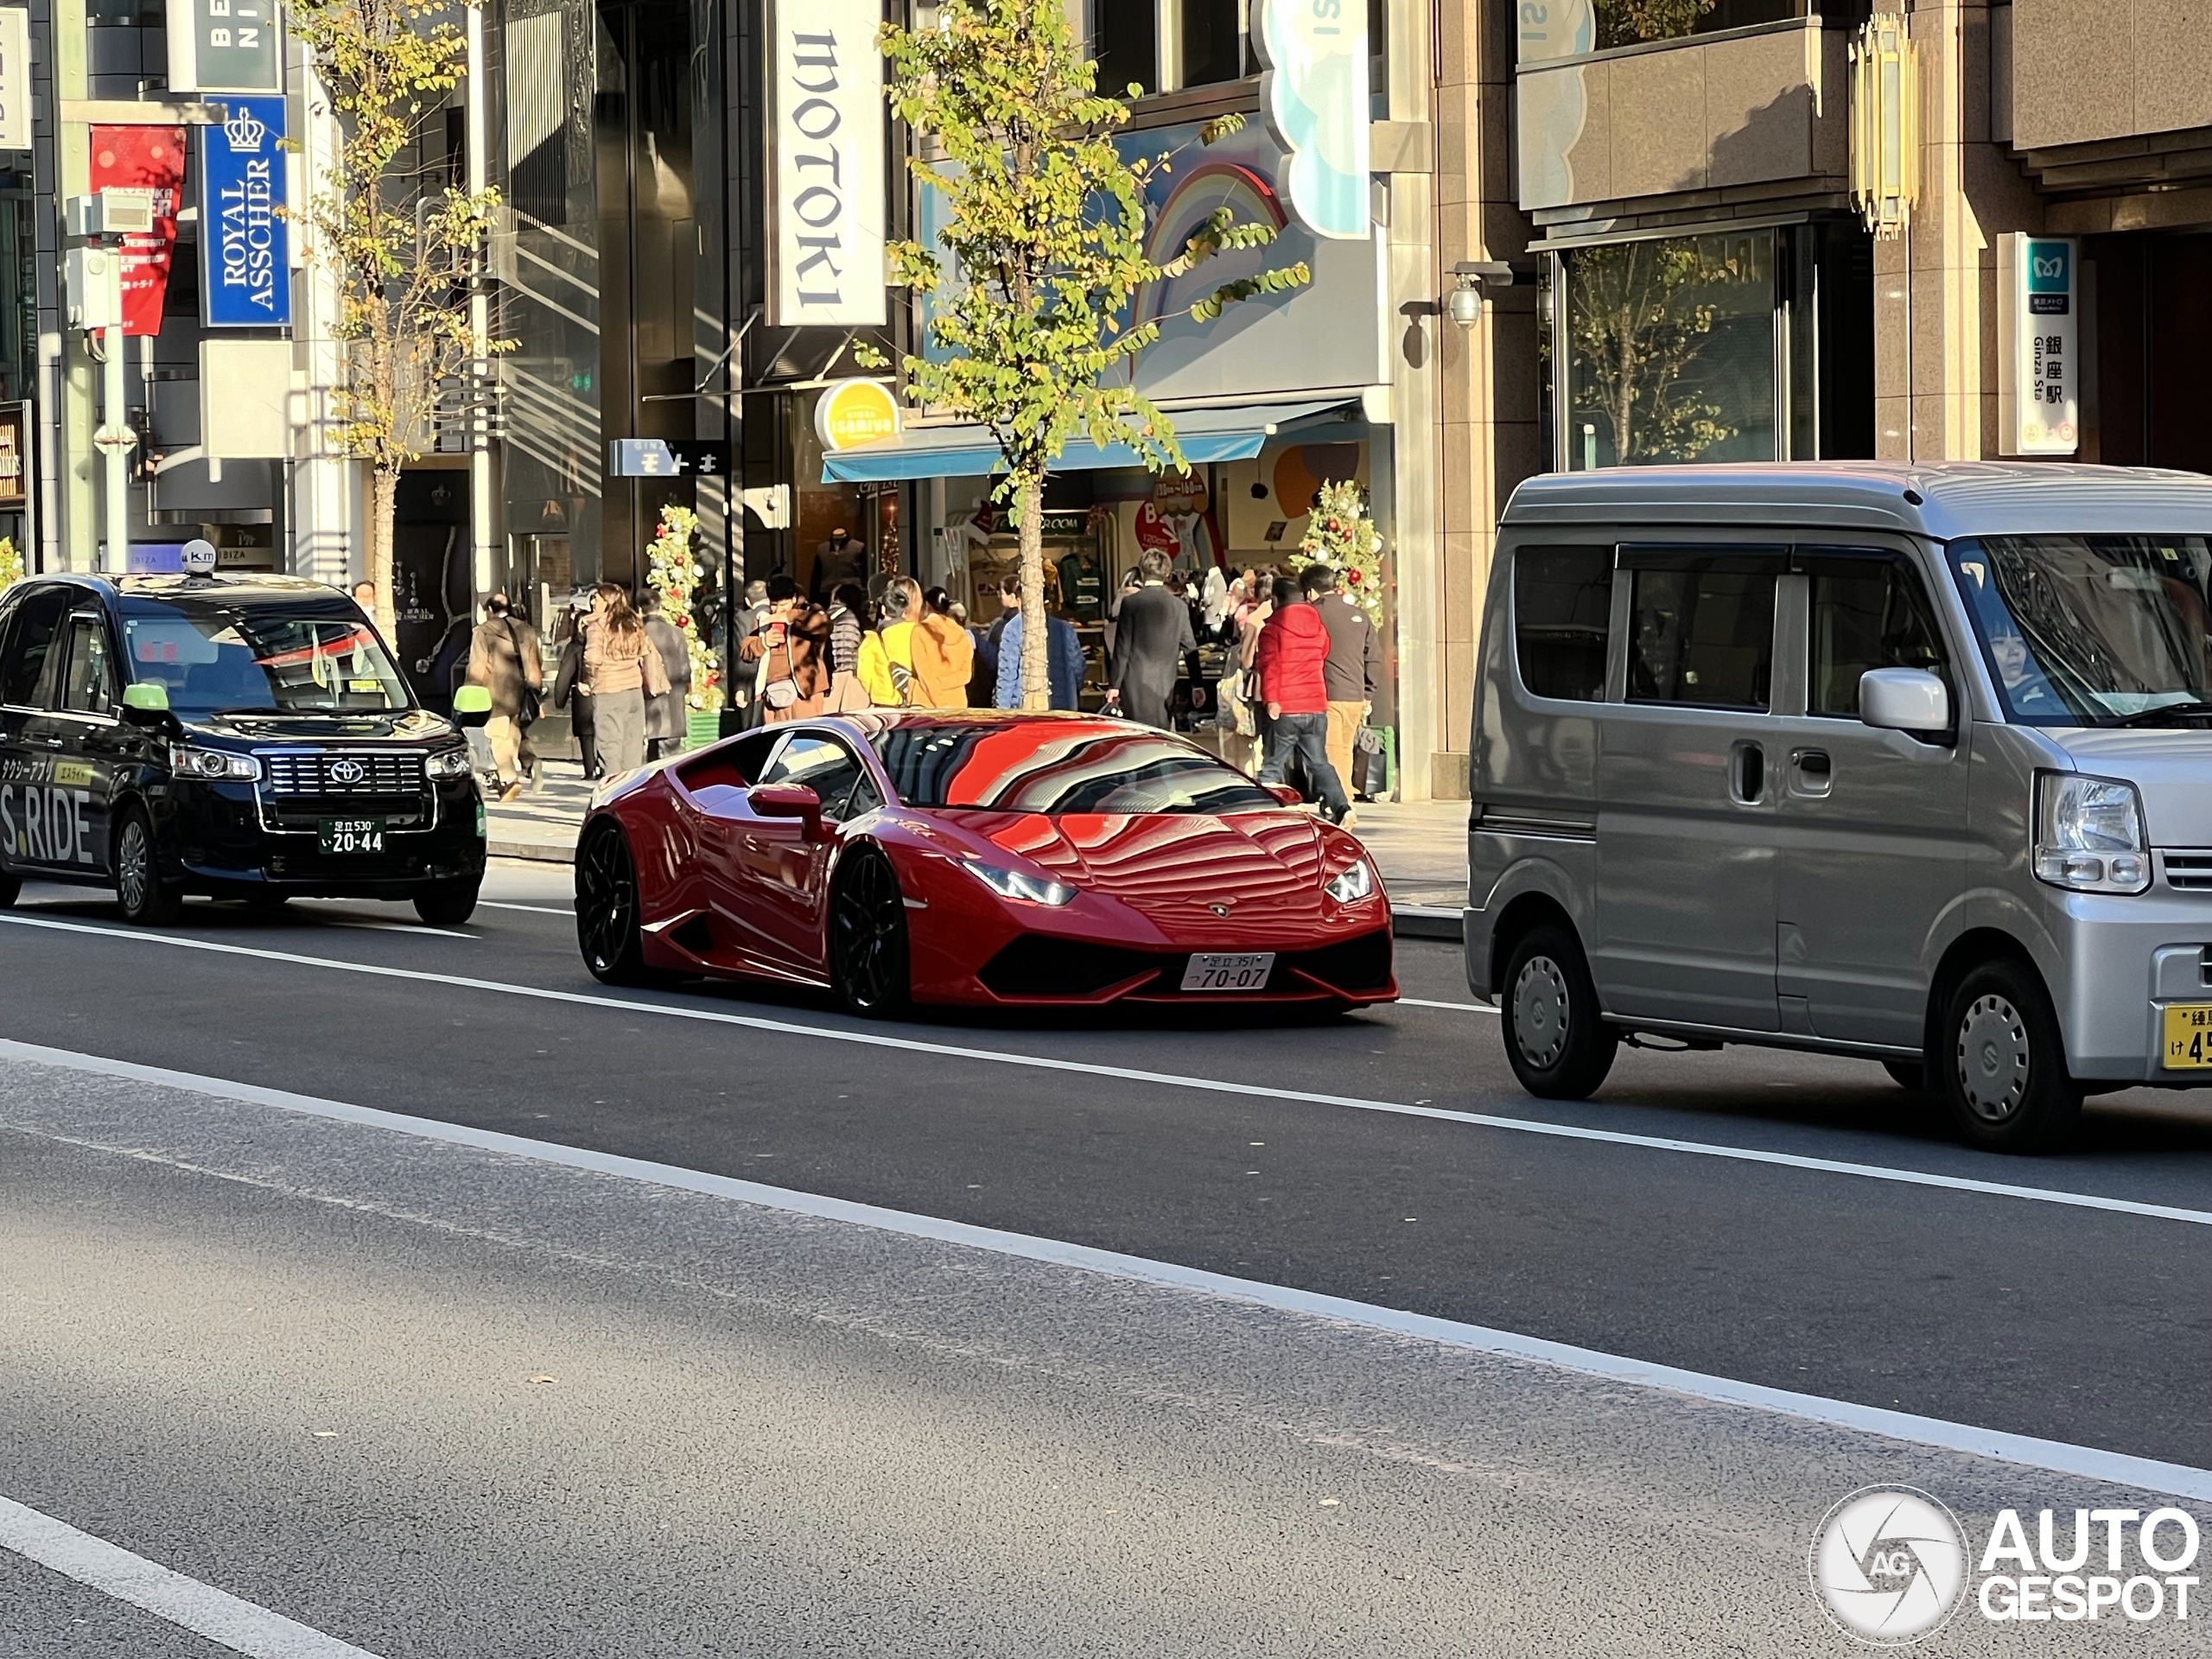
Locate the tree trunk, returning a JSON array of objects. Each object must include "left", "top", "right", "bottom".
[
  {"left": 370, "top": 462, "right": 400, "bottom": 640},
  {"left": 1018, "top": 475, "right": 1048, "bottom": 711}
]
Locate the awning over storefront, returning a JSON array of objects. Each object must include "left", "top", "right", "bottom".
[{"left": 819, "top": 397, "right": 1357, "bottom": 483}]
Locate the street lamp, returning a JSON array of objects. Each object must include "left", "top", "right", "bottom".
[{"left": 65, "top": 188, "right": 149, "bottom": 571}]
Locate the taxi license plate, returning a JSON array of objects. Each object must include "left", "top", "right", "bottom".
[
  {"left": 320, "top": 817, "right": 385, "bottom": 855},
  {"left": 2164, "top": 1004, "right": 2212, "bottom": 1070},
  {"left": 1181, "top": 952, "right": 1274, "bottom": 993}
]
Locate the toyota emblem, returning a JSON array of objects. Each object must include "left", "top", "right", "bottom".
[{"left": 328, "top": 759, "right": 365, "bottom": 785}]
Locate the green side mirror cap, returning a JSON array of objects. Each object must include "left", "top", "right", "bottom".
[
  {"left": 123, "top": 683, "right": 170, "bottom": 713},
  {"left": 451, "top": 685, "right": 493, "bottom": 715}
]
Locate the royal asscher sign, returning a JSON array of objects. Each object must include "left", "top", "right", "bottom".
[{"left": 768, "top": 0, "right": 886, "bottom": 328}]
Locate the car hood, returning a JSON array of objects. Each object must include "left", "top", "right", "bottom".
[
  {"left": 931, "top": 808, "right": 1343, "bottom": 925},
  {"left": 182, "top": 708, "right": 456, "bottom": 745}
]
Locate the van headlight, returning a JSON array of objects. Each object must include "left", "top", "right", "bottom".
[
  {"left": 168, "top": 743, "right": 259, "bottom": 780},
  {"left": 2034, "top": 772, "right": 2151, "bottom": 893},
  {"left": 426, "top": 747, "right": 474, "bottom": 780},
  {"left": 1324, "top": 858, "right": 1377, "bottom": 903},
  {"left": 963, "top": 861, "right": 1077, "bottom": 906}
]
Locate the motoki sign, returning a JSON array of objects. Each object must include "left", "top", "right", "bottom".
[
  {"left": 767, "top": 0, "right": 886, "bottom": 328},
  {"left": 200, "top": 97, "right": 289, "bottom": 327},
  {"left": 1999, "top": 232, "right": 2078, "bottom": 456}
]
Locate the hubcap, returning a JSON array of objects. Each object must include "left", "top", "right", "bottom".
[
  {"left": 832, "top": 855, "right": 903, "bottom": 1009},
  {"left": 118, "top": 821, "right": 149, "bottom": 912},
  {"left": 577, "top": 830, "right": 636, "bottom": 972},
  {"left": 1956, "top": 992, "right": 2031, "bottom": 1122},
  {"left": 1512, "top": 954, "right": 1571, "bottom": 1069}
]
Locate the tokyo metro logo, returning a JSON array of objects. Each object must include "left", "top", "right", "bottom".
[{"left": 1809, "top": 1486, "right": 1969, "bottom": 1645}]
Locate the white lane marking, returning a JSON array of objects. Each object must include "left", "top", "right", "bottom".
[
  {"left": 478, "top": 901, "right": 574, "bottom": 916},
  {"left": 0, "top": 1492, "right": 385, "bottom": 1659},
  {"left": 2, "top": 910, "right": 2206, "bottom": 1230},
  {"left": 4, "top": 1039, "right": 2208, "bottom": 1504},
  {"left": 1401, "top": 996, "right": 1495, "bottom": 1014},
  {"left": 321, "top": 921, "right": 476, "bottom": 939}
]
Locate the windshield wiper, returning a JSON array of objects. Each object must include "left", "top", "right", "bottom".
[{"left": 2112, "top": 700, "right": 2212, "bottom": 727}]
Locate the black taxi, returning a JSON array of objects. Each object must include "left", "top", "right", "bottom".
[{"left": 0, "top": 571, "right": 492, "bottom": 925}]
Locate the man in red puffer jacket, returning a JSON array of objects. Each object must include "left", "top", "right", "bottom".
[{"left": 1252, "top": 575, "right": 1351, "bottom": 824}]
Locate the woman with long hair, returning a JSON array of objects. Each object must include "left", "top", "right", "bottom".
[
  {"left": 859, "top": 575, "right": 975, "bottom": 709},
  {"left": 582, "top": 583, "right": 663, "bottom": 774}
]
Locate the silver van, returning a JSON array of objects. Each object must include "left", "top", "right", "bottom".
[{"left": 1465, "top": 462, "right": 2212, "bottom": 1152}]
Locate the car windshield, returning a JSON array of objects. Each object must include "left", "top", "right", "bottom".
[
  {"left": 871, "top": 723, "right": 1280, "bottom": 815},
  {"left": 1948, "top": 535, "right": 2212, "bottom": 726},
  {"left": 118, "top": 599, "right": 413, "bottom": 717}
]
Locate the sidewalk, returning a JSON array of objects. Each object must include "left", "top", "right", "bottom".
[{"left": 488, "top": 760, "right": 1470, "bottom": 937}]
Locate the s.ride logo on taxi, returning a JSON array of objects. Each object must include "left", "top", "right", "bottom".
[{"left": 0, "top": 760, "right": 100, "bottom": 865}]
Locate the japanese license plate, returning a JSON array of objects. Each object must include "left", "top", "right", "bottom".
[
  {"left": 2164, "top": 1004, "right": 2212, "bottom": 1069},
  {"left": 319, "top": 817, "right": 385, "bottom": 855},
  {"left": 1180, "top": 951, "right": 1274, "bottom": 993}
]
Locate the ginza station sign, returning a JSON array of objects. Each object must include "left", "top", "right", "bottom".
[{"left": 767, "top": 0, "right": 885, "bottom": 328}]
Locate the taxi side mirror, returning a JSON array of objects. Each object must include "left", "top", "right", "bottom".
[
  {"left": 451, "top": 684, "right": 493, "bottom": 728},
  {"left": 122, "top": 682, "right": 171, "bottom": 725}
]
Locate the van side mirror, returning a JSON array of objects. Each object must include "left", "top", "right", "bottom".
[
  {"left": 451, "top": 684, "right": 493, "bottom": 728},
  {"left": 122, "top": 682, "right": 171, "bottom": 725},
  {"left": 1860, "top": 668, "right": 1950, "bottom": 734}
]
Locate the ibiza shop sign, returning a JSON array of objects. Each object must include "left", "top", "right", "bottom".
[
  {"left": 767, "top": 0, "right": 885, "bottom": 328},
  {"left": 200, "top": 96, "right": 289, "bottom": 327}
]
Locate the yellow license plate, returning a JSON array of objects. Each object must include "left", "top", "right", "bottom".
[{"left": 2163, "top": 1004, "right": 2212, "bottom": 1069}]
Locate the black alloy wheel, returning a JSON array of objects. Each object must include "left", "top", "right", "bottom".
[
  {"left": 1501, "top": 922, "right": 1617, "bottom": 1100},
  {"left": 576, "top": 822, "right": 652, "bottom": 984},
  {"left": 413, "top": 881, "right": 480, "bottom": 928},
  {"left": 830, "top": 846, "right": 910, "bottom": 1018},
  {"left": 114, "top": 806, "right": 182, "bottom": 926},
  {"left": 1881, "top": 1059, "right": 1928, "bottom": 1092},
  {"left": 1940, "top": 957, "right": 2082, "bottom": 1154}
]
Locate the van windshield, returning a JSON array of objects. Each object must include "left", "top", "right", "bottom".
[
  {"left": 118, "top": 597, "right": 414, "bottom": 717},
  {"left": 1948, "top": 535, "right": 2212, "bottom": 727}
]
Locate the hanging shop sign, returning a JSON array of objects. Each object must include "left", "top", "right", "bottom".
[
  {"left": 607, "top": 438, "right": 734, "bottom": 478},
  {"left": 90, "top": 125, "right": 187, "bottom": 337},
  {"left": 1999, "top": 233, "right": 2078, "bottom": 456},
  {"left": 167, "top": 0, "right": 283, "bottom": 93},
  {"left": 767, "top": 0, "right": 886, "bottom": 327},
  {"left": 1253, "top": 0, "right": 1371, "bottom": 241},
  {"left": 0, "top": 401, "right": 28, "bottom": 509},
  {"left": 0, "top": 10, "right": 29, "bottom": 151},
  {"left": 813, "top": 378, "right": 900, "bottom": 450},
  {"left": 200, "top": 96, "right": 289, "bottom": 327}
]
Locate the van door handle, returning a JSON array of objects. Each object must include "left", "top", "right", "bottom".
[
  {"left": 1730, "top": 739, "right": 1765, "bottom": 804},
  {"left": 1791, "top": 747, "right": 1833, "bottom": 798}
]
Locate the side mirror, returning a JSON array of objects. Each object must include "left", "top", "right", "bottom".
[
  {"left": 451, "top": 684, "right": 493, "bottom": 728},
  {"left": 122, "top": 682, "right": 171, "bottom": 725},
  {"left": 1860, "top": 668, "right": 1950, "bottom": 734},
  {"left": 1267, "top": 784, "right": 1304, "bottom": 807},
  {"left": 751, "top": 782, "right": 825, "bottom": 839}
]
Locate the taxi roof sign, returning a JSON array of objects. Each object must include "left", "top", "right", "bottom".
[{"left": 181, "top": 537, "right": 219, "bottom": 574}]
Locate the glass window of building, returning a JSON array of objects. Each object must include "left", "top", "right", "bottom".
[
  {"left": 1090, "top": 1, "right": 1252, "bottom": 95},
  {"left": 1561, "top": 231, "right": 1778, "bottom": 470},
  {"left": 1587, "top": 1, "right": 1865, "bottom": 54}
]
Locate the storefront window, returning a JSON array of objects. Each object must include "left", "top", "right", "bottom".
[
  {"left": 1592, "top": 0, "right": 1807, "bottom": 52},
  {"left": 1561, "top": 231, "right": 1777, "bottom": 469}
]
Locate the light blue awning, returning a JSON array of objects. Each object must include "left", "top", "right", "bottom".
[{"left": 819, "top": 397, "right": 1357, "bottom": 483}]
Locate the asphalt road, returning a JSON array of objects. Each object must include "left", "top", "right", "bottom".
[{"left": 5, "top": 864, "right": 2212, "bottom": 1653}]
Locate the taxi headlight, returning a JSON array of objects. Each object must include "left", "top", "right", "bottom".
[
  {"left": 426, "top": 747, "right": 474, "bottom": 780},
  {"left": 168, "top": 743, "right": 259, "bottom": 780},
  {"left": 2034, "top": 772, "right": 2151, "bottom": 894},
  {"left": 963, "top": 861, "right": 1077, "bottom": 906},
  {"left": 1324, "top": 858, "right": 1377, "bottom": 903}
]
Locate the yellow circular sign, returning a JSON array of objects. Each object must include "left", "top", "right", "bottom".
[{"left": 815, "top": 378, "right": 901, "bottom": 451}]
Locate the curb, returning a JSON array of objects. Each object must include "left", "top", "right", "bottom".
[
  {"left": 1389, "top": 905, "right": 1464, "bottom": 944},
  {"left": 489, "top": 838, "right": 575, "bottom": 866}
]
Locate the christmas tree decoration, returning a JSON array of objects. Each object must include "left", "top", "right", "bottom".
[
  {"left": 1298, "top": 479, "right": 1385, "bottom": 623},
  {"left": 0, "top": 537, "right": 20, "bottom": 594},
  {"left": 644, "top": 504, "right": 722, "bottom": 711}
]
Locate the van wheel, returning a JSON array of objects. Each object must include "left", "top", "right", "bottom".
[
  {"left": 1881, "top": 1059, "right": 1928, "bottom": 1092},
  {"left": 114, "top": 806, "right": 182, "bottom": 926},
  {"left": 1502, "top": 924, "right": 1616, "bottom": 1099},
  {"left": 1941, "top": 959, "right": 2082, "bottom": 1154}
]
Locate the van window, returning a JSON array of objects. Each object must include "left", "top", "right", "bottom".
[
  {"left": 1628, "top": 568, "right": 1775, "bottom": 709},
  {"left": 1514, "top": 546, "right": 1612, "bottom": 701},
  {"left": 1807, "top": 558, "right": 1948, "bottom": 716}
]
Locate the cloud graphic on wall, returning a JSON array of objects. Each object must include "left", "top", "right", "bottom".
[{"left": 1255, "top": 0, "right": 1370, "bottom": 242}]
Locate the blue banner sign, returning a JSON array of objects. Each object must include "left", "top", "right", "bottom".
[{"left": 200, "top": 96, "right": 289, "bottom": 327}]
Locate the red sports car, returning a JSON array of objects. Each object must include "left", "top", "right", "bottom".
[{"left": 573, "top": 711, "right": 1396, "bottom": 1014}]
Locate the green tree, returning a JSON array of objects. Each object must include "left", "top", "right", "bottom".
[
  {"left": 871, "top": 0, "right": 1308, "bottom": 709},
  {"left": 289, "top": 0, "right": 509, "bottom": 638}
]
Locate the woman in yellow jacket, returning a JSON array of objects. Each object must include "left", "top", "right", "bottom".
[{"left": 859, "top": 576, "right": 973, "bottom": 709}]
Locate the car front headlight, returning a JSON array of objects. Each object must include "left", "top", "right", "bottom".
[
  {"left": 1324, "top": 858, "right": 1377, "bottom": 904},
  {"left": 2034, "top": 772, "right": 2150, "bottom": 893},
  {"left": 168, "top": 743, "right": 259, "bottom": 780},
  {"left": 963, "top": 861, "right": 1077, "bottom": 906},
  {"left": 426, "top": 747, "right": 474, "bottom": 780}
]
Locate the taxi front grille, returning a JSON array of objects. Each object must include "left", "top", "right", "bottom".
[
  {"left": 263, "top": 752, "right": 427, "bottom": 797},
  {"left": 2164, "top": 851, "right": 2212, "bottom": 892}
]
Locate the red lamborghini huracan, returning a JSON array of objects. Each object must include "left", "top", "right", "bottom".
[{"left": 573, "top": 711, "right": 1396, "bottom": 1014}]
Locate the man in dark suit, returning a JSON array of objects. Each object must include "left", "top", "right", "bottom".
[{"left": 1107, "top": 549, "right": 1198, "bottom": 728}]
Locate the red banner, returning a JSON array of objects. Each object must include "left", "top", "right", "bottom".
[{"left": 90, "top": 125, "right": 187, "bottom": 337}]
